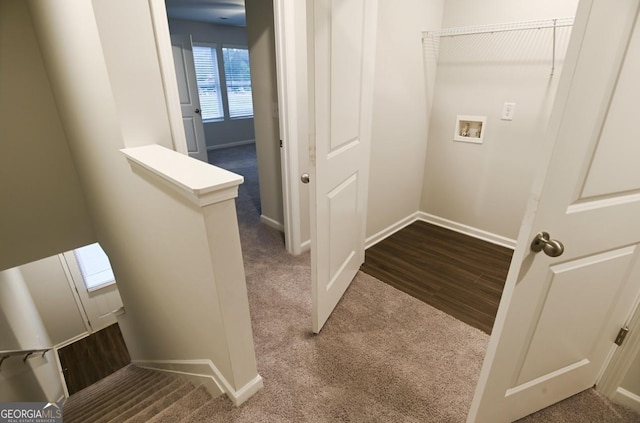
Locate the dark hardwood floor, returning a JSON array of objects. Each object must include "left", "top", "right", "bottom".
[
  {"left": 361, "top": 221, "right": 513, "bottom": 334},
  {"left": 58, "top": 323, "right": 131, "bottom": 395}
]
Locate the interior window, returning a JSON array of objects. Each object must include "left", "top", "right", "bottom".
[
  {"left": 193, "top": 44, "right": 254, "bottom": 120},
  {"left": 73, "top": 243, "right": 115, "bottom": 291},
  {"left": 222, "top": 47, "right": 253, "bottom": 118},
  {"left": 192, "top": 44, "right": 224, "bottom": 121}
]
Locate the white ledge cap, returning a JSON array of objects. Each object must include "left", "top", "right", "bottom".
[{"left": 121, "top": 144, "right": 243, "bottom": 207}]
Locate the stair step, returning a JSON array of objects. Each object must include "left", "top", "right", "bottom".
[
  {"left": 94, "top": 376, "right": 186, "bottom": 423},
  {"left": 146, "top": 385, "right": 212, "bottom": 423},
  {"left": 64, "top": 366, "right": 170, "bottom": 423},
  {"left": 61, "top": 365, "right": 221, "bottom": 423},
  {"left": 122, "top": 379, "right": 197, "bottom": 423},
  {"left": 180, "top": 395, "right": 233, "bottom": 423}
]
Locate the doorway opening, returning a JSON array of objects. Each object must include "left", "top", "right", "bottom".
[{"left": 165, "top": 0, "right": 286, "bottom": 241}]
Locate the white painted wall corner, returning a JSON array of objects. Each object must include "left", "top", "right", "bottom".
[{"left": 365, "top": 211, "right": 516, "bottom": 251}]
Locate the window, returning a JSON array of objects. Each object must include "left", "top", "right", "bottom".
[
  {"left": 74, "top": 243, "right": 115, "bottom": 291},
  {"left": 222, "top": 47, "right": 253, "bottom": 118},
  {"left": 192, "top": 44, "right": 254, "bottom": 121},
  {"left": 192, "top": 45, "right": 224, "bottom": 120}
]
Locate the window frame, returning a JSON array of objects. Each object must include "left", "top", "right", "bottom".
[
  {"left": 192, "top": 42, "right": 254, "bottom": 122},
  {"left": 192, "top": 42, "right": 225, "bottom": 123},
  {"left": 73, "top": 243, "right": 116, "bottom": 293},
  {"left": 221, "top": 44, "right": 254, "bottom": 120}
]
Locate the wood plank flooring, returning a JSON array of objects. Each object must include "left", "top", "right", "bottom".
[
  {"left": 361, "top": 221, "right": 513, "bottom": 334},
  {"left": 58, "top": 323, "right": 131, "bottom": 395}
]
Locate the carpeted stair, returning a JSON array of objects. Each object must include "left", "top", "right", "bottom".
[{"left": 63, "top": 365, "right": 223, "bottom": 423}]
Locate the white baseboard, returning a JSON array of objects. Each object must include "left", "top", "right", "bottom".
[
  {"left": 417, "top": 212, "right": 516, "bottom": 249},
  {"left": 207, "top": 139, "right": 255, "bottom": 151},
  {"left": 365, "top": 212, "right": 420, "bottom": 249},
  {"left": 260, "top": 215, "right": 284, "bottom": 232},
  {"left": 132, "top": 359, "right": 263, "bottom": 406},
  {"left": 613, "top": 387, "right": 640, "bottom": 413},
  {"left": 364, "top": 211, "right": 516, "bottom": 251},
  {"left": 300, "top": 239, "right": 311, "bottom": 253}
]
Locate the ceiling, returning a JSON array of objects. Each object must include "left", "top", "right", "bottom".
[{"left": 164, "top": 0, "right": 246, "bottom": 27}]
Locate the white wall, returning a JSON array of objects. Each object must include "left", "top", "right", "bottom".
[
  {"left": 0, "top": 0, "right": 95, "bottom": 271},
  {"left": 440, "top": 0, "right": 578, "bottom": 27},
  {"left": 0, "top": 268, "right": 64, "bottom": 402},
  {"left": 419, "top": 0, "right": 580, "bottom": 241},
  {"left": 365, "top": 0, "right": 444, "bottom": 240},
  {"left": 27, "top": 0, "right": 257, "bottom": 392},
  {"left": 245, "top": 0, "right": 285, "bottom": 229},
  {"left": 619, "top": 351, "right": 640, "bottom": 410},
  {"left": 168, "top": 18, "right": 256, "bottom": 149},
  {"left": 21, "top": 256, "right": 87, "bottom": 346}
]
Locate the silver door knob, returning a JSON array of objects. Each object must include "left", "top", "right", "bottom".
[
  {"left": 531, "top": 232, "right": 565, "bottom": 257},
  {"left": 301, "top": 173, "right": 310, "bottom": 184}
]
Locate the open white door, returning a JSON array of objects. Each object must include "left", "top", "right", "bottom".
[
  {"left": 61, "top": 250, "right": 123, "bottom": 334},
  {"left": 171, "top": 34, "right": 208, "bottom": 163},
  {"left": 309, "top": 0, "right": 378, "bottom": 333},
  {"left": 469, "top": 1, "right": 640, "bottom": 421}
]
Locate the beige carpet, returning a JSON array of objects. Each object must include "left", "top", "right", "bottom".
[
  {"left": 64, "top": 145, "right": 640, "bottom": 421},
  {"left": 210, "top": 146, "right": 640, "bottom": 421}
]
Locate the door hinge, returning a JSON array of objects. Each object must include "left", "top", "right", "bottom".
[
  {"left": 280, "top": 139, "right": 283, "bottom": 148},
  {"left": 615, "top": 326, "right": 629, "bottom": 346}
]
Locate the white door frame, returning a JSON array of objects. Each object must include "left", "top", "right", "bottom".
[
  {"left": 148, "top": 0, "right": 189, "bottom": 156},
  {"left": 272, "top": 0, "right": 308, "bottom": 255},
  {"left": 597, "top": 296, "right": 640, "bottom": 400}
]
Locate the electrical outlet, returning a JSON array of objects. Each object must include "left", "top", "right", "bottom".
[{"left": 501, "top": 102, "right": 516, "bottom": 121}]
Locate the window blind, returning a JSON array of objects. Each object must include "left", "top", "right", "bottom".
[
  {"left": 193, "top": 45, "right": 224, "bottom": 120},
  {"left": 222, "top": 47, "right": 254, "bottom": 118},
  {"left": 74, "top": 243, "right": 115, "bottom": 291}
]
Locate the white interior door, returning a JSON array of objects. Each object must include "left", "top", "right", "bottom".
[
  {"left": 310, "top": 0, "right": 378, "bottom": 333},
  {"left": 469, "top": 1, "right": 640, "bottom": 421},
  {"left": 171, "top": 34, "right": 208, "bottom": 163},
  {"left": 62, "top": 251, "right": 123, "bottom": 333}
]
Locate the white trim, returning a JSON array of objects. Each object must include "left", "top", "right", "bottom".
[
  {"left": 121, "top": 145, "right": 243, "bottom": 207},
  {"left": 206, "top": 139, "right": 255, "bottom": 151},
  {"left": 365, "top": 212, "right": 420, "bottom": 249},
  {"left": 597, "top": 291, "right": 640, "bottom": 399},
  {"left": 58, "top": 255, "right": 93, "bottom": 333},
  {"left": 365, "top": 212, "right": 517, "bottom": 251},
  {"left": 274, "top": 0, "right": 307, "bottom": 255},
  {"left": 300, "top": 239, "right": 311, "bottom": 252},
  {"left": 147, "top": 0, "right": 188, "bottom": 156},
  {"left": 132, "top": 359, "right": 263, "bottom": 406},
  {"left": 260, "top": 215, "right": 285, "bottom": 232},
  {"left": 612, "top": 388, "right": 640, "bottom": 413},
  {"left": 418, "top": 212, "right": 516, "bottom": 249}
]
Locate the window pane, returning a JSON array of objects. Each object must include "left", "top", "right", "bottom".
[
  {"left": 74, "top": 243, "right": 115, "bottom": 291},
  {"left": 222, "top": 47, "right": 254, "bottom": 118},
  {"left": 193, "top": 46, "right": 224, "bottom": 120}
]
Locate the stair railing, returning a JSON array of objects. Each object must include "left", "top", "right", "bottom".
[{"left": 0, "top": 348, "right": 52, "bottom": 370}]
